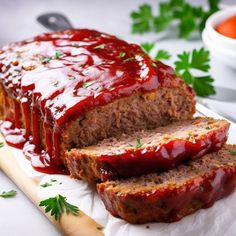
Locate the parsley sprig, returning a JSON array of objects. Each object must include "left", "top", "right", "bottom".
[
  {"left": 0, "top": 190, "right": 17, "bottom": 198},
  {"left": 0, "top": 142, "right": 4, "bottom": 148},
  {"left": 130, "top": 0, "right": 220, "bottom": 39},
  {"left": 39, "top": 194, "right": 79, "bottom": 221},
  {"left": 175, "top": 48, "right": 215, "bottom": 97},
  {"left": 141, "top": 44, "right": 215, "bottom": 97},
  {"left": 141, "top": 43, "right": 170, "bottom": 61}
]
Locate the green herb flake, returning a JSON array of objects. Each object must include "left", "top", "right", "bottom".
[
  {"left": 54, "top": 51, "right": 63, "bottom": 59},
  {"left": 119, "top": 52, "right": 126, "bottom": 58},
  {"left": 123, "top": 57, "right": 134, "bottom": 63},
  {"left": 82, "top": 81, "right": 94, "bottom": 88},
  {"left": 205, "top": 126, "right": 211, "bottom": 130},
  {"left": 68, "top": 76, "right": 75, "bottom": 80},
  {"left": 151, "top": 62, "right": 157, "bottom": 68},
  {"left": 40, "top": 57, "right": 52, "bottom": 64},
  {"left": 135, "top": 138, "right": 143, "bottom": 149},
  {"left": 93, "top": 44, "right": 105, "bottom": 50},
  {"left": 39, "top": 194, "right": 79, "bottom": 221},
  {"left": 229, "top": 150, "right": 236, "bottom": 156},
  {"left": 0, "top": 190, "right": 17, "bottom": 198},
  {"left": 40, "top": 182, "right": 52, "bottom": 188},
  {"left": 0, "top": 142, "right": 4, "bottom": 148},
  {"left": 72, "top": 43, "right": 80, "bottom": 47},
  {"left": 50, "top": 179, "right": 57, "bottom": 182},
  {"left": 199, "top": 185, "right": 205, "bottom": 192}
]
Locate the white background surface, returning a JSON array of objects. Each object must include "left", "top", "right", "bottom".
[{"left": 0, "top": 0, "right": 236, "bottom": 236}]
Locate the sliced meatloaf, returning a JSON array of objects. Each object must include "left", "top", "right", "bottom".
[
  {"left": 97, "top": 144, "right": 236, "bottom": 224},
  {"left": 66, "top": 117, "right": 229, "bottom": 182},
  {"left": 0, "top": 29, "right": 195, "bottom": 172}
]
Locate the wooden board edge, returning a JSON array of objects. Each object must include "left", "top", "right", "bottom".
[{"left": 0, "top": 135, "right": 104, "bottom": 236}]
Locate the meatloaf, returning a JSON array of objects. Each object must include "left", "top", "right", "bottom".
[
  {"left": 66, "top": 117, "right": 229, "bottom": 182},
  {"left": 0, "top": 29, "right": 195, "bottom": 171},
  {"left": 97, "top": 144, "right": 236, "bottom": 224}
]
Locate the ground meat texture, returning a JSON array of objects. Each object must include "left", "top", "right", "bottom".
[
  {"left": 97, "top": 145, "right": 236, "bottom": 224},
  {"left": 0, "top": 28, "right": 195, "bottom": 174},
  {"left": 65, "top": 117, "right": 229, "bottom": 182}
]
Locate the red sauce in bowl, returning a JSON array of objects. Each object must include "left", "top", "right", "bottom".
[{"left": 215, "top": 15, "right": 236, "bottom": 39}]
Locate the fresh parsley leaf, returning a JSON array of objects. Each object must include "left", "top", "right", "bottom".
[
  {"left": 130, "top": 0, "right": 221, "bottom": 39},
  {"left": 229, "top": 150, "right": 236, "bottom": 156},
  {"left": 0, "top": 142, "right": 4, "bottom": 148},
  {"left": 0, "top": 190, "right": 17, "bottom": 198},
  {"left": 40, "top": 182, "right": 52, "bottom": 188},
  {"left": 119, "top": 52, "right": 126, "bottom": 58},
  {"left": 155, "top": 50, "right": 171, "bottom": 60},
  {"left": 130, "top": 4, "right": 154, "bottom": 34},
  {"left": 39, "top": 194, "right": 79, "bottom": 221},
  {"left": 135, "top": 138, "right": 143, "bottom": 149},
  {"left": 93, "top": 44, "right": 105, "bottom": 50},
  {"left": 141, "top": 42, "right": 154, "bottom": 53},
  {"left": 82, "top": 81, "right": 94, "bottom": 88},
  {"left": 175, "top": 48, "right": 215, "bottom": 97}
]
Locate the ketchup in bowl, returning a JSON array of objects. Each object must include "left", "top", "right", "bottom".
[{"left": 215, "top": 15, "right": 236, "bottom": 39}]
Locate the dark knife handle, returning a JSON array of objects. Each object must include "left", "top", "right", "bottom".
[{"left": 37, "top": 13, "right": 73, "bottom": 31}]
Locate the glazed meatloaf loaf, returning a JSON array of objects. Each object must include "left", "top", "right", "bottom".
[
  {"left": 0, "top": 29, "right": 195, "bottom": 171},
  {"left": 97, "top": 144, "right": 236, "bottom": 224},
  {"left": 66, "top": 117, "right": 229, "bottom": 182}
]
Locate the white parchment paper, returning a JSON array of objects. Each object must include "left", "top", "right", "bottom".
[{"left": 10, "top": 110, "right": 236, "bottom": 236}]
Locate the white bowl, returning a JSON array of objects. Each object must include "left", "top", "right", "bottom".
[{"left": 202, "top": 5, "right": 236, "bottom": 69}]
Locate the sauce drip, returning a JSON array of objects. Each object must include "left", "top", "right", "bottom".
[{"left": 0, "top": 29, "right": 190, "bottom": 174}]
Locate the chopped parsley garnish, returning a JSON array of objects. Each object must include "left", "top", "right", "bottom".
[
  {"left": 93, "top": 44, "right": 105, "bottom": 50},
  {"left": 0, "top": 190, "right": 17, "bottom": 198},
  {"left": 0, "top": 142, "right": 4, "bottom": 148},
  {"left": 123, "top": 57, "right": 134, "bottom": 63},
  {"left": 50, "top": 179, "right": 57, "bottom": 182},
  {"left": 205, "top": 126, "right": 211, "bottom": 130},
  {"left": 175, "top": 48, "right": 215, "bottom": 97},
  {"left": 82, "top": 69, "right": 89, "bottom": 76},
  {"left": 229, "top": 150, "right": 236, "bottom": 156},
  {"left": 39, "top": 194, "right": 79, "bottom": 221},
  {"left": 68, "top": 76, "right": 75, "bottom": 80},
  {"left": 130, "top": 0, "right": 220, "bottom": 39},
  {"left": 54, "top": 51, "right": 63, "bottom": 59},
  {"left": 72, "top": 42, "right": 80, "bottom": 47},
  {"left": 135, "top": 138, "right": 143, "bottom": 148},
  {"left": 199, "top": 185, "right": 205, "bottom": 192},
  {"left": 119, "top": 52, "right": 126, "bottom": 58},
  {"left": 40, "top": 182, "right": 52, "bottom": 188},
  {"left": 40, "top": 57, "right": 52, "bottom": 64},
  {"left": 82, "top": 81, "right": 94, "bottom": 88},
  {"left": 151, "top": 62, "right": 157, "bottom": 68}
]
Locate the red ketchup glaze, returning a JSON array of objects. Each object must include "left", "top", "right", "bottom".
[
  {"left": 99, "top": 165, "right": 236, "bottom": 222},
  {"left": 99, "top": 126, "right": 229, "bottom": 180},
  {"left": 0, "top": 29, "right": 193, "bottom": 174}
]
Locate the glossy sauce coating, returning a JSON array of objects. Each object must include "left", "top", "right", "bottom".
[
  {"left": 0, "top": 29, "right": 191, "bottom": 173},
  {"left": 98, "top": 160, "right": 236, "bottom": 223},
  {"left": 99, "top": 125, "right": 229, "bottom": 180}
]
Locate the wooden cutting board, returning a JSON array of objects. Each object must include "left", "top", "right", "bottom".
[{"left": 0, "top": 134, "right": 104, "bottom": 236}]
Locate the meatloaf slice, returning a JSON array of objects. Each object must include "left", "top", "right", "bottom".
[
  {"left": 66, "top": 117, "right": 229, "bottom": 182},
  {"left": 97, "top": 144, "right": 236, "bottom": 224}
]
